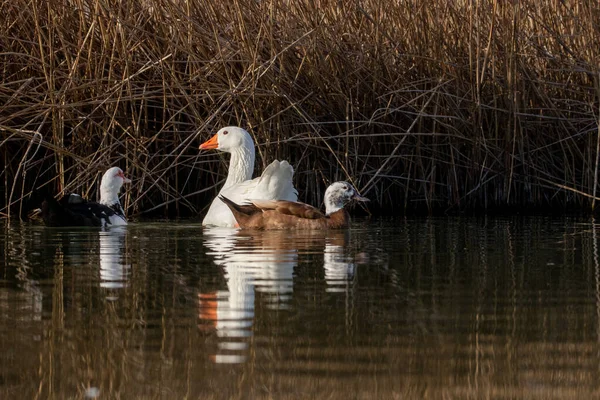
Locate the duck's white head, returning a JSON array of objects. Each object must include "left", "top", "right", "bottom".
[
  {"left": 199, "top": 126, "right": 255, "bottom": 154},
  {"left": 100, "top": 167, "right": 131, "bottom": 206},
  {"left": 324, "top": 181, "right": 369, "bottom": 215}
]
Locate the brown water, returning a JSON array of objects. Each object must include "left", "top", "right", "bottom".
[{"left": 1, "top": 216, "right": 600, "bottom": 399}]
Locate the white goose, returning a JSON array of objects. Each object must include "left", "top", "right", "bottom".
[{"left": 199, "top": 126, "right": 298, "bottom": 227}]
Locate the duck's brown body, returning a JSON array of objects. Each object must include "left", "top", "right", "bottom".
[{"left": 219, "top": 196, "right": 351, "bottom": 230}]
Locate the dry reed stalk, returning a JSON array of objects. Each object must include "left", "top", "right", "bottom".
[{"left": 594, "top": 75, "right": 600, "bottom": 211}]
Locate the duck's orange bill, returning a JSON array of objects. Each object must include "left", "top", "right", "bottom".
[{"left": 199, "top": 134, "right": 219, "bottom": 150}]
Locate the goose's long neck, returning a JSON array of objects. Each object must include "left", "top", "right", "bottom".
[{"left": 223, "top": 145, "right": 255, "bottom": 189}]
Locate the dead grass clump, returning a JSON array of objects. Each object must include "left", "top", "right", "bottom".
[{"left": 2, "top": 0, "right": 600, "bottom": 217}]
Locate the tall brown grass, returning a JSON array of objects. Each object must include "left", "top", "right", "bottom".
[{"left": 1, "top": 0, "right": 600, "bottom": 218}]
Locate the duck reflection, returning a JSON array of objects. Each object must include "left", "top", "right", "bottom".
[
  {"left": 99, "top": 227, "right": 130, "bottom": 296},
  {"left": 323, "top": 231, "right": 356, "bottom": 293}
]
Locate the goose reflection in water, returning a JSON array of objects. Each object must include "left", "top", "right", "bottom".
[
  {"left": 99, "top": 227, "right": 130, "bottom": 297},
  {"left": 198, "top": 227, "right": 364, "bottom": 364},
  {"left": 198, "top": 227, "right": 297, "bottom": 364}
]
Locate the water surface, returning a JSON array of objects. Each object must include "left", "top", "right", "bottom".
[{"left": 1, "top": 216, "right": 600, "bottom": 398}]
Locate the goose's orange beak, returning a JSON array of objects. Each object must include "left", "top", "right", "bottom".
[{"left": 199, "top": 134, "right": 219, "bottom": 150}]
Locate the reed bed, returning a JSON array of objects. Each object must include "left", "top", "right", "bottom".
[{"left": 1, "top": 0, "right": 600, "bottom": 217}]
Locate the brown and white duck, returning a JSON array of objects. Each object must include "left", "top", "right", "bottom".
[{"left": 219, "top": 181, "right": 368, "bottom": 230}]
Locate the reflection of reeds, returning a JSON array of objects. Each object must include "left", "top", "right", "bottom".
[
  {"left": 2, "top": 1, "right": 600, "bottom": 217},
  {"left": 2, "top": 219, "right": 600, "bottom": 397}
]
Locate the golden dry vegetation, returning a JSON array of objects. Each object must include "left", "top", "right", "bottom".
[{"left": 2, "top": 0, "right": 600, "bottom": 217}]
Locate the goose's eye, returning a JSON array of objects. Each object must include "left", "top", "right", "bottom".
[
  {"left": 342, "top": 185, "right": 348, "bottom": 190},
  {"left": 223, "top": 130, "right": 229, "bottom": 135}
]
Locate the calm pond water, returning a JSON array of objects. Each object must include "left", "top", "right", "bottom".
[{"left": 1, "top": 216, "right": 600, "bottom": 399}]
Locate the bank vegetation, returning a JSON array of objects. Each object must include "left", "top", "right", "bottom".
[{"left": 2, "top": 0, "right": 600, "bottom": 217}]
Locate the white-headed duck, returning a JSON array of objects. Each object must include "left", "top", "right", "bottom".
[{"left": 37, "top": 167, "right": 131, "bottom": 227}]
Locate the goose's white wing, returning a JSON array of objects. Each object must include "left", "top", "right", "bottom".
[{"left": 202, "top": 160, "right": 298, "bottom": 227}]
